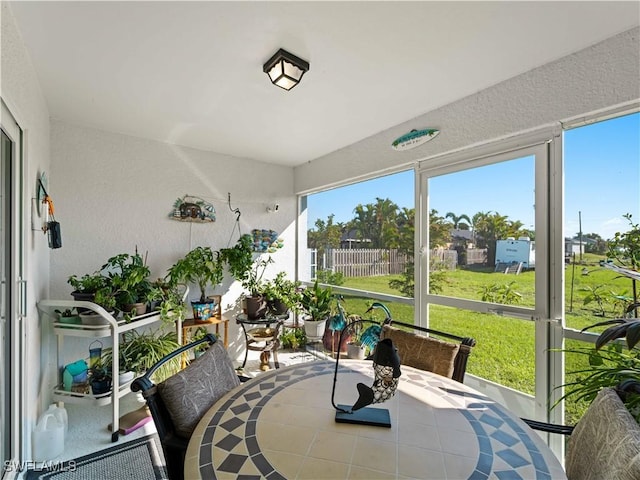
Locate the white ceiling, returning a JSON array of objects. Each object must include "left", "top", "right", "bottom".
[{"left": 8, "top": 1, "right": 640, "bottom": 167}]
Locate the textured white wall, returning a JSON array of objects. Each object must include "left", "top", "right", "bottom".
[
  {"left": 294, "top": 27, "right": 640, "bottom": 193},
  {"left": 1, "top": 2, "right": 52, "bottom": 459},
  {"left": 50, "top": 120, "right": 296, "bottom": 360}
]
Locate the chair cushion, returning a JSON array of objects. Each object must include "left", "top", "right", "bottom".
[
  {"left": 566, "top": 387, "right": 640, "bottom": 480},
  {"left": 381, "top": 325, "right": 459, "bottom": 378},
  {"left": 157, "top": 341, "right": 241, "bottom": 438}
]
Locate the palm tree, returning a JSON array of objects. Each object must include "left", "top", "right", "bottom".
[{"left": 445, "top": 212, "right": 471, "bottom": 230}]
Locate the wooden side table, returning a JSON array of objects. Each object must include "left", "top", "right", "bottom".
[{"left": 180, "top": 295, "right": 228, "bottom": 368}]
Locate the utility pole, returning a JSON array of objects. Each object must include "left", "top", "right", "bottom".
[{"left": 579, "top": 211, "right": 583, "bottom": 264}]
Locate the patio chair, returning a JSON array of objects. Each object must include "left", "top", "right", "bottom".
[
  {"left": 522, "top": 384, "right": 640, "bottom": 480},
  {"left": 131, "top": 334, "right": 247, "bottom": 480},
  {"left": 380, "top": 320, "right": 476, "bottom": 383}
]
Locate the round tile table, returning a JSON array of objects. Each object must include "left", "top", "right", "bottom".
[{"left": 185, "top": 360, "right": 565, "bottom": 479}]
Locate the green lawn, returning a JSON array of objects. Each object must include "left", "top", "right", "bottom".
[{"left": 333, "top": 256, "right": 635, "bottom": 424}]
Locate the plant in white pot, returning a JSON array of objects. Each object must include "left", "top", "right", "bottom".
[
  {"left": 300, "top": 280, "right": 333, "bottom": 341},
  {"left": 166, "top": 246, "right": 223, "bottom": 321},
  {"left": 345, "top": 315, "right": 368, "bottom": 359}
]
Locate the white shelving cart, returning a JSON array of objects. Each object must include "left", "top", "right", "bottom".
[{"left": 37, "top": 300, "right": 165, "bottom": 442}]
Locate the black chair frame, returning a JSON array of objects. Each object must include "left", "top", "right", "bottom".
[
  {"left": 131, "top": 333, "right": 246, "bottom": 480},
  {"left": 382, "top": 319, "right": 476, "bottom": 383}
]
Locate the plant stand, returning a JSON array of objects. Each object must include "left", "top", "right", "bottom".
[{"left": 37, "top": 299, "right": 164, "bottom": 442}]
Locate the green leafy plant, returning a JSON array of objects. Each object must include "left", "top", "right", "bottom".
[
  {"left": 166, "top": 246, "right": 224, "bottom": 302},
  {"left": 242, "top": 257, "right": 273, "bottom": 296},
  {"left": 315, "top": 269, "right": 345, "bottom": 286},
  {"left": 479, "top": 281, "right": 522, "bottom": 304},
  {"left": 299, "top": 279, "right": 333, "bottom": 321},
  {"left": 555, "top": 315, "right": 640, "bottom": 422},
  {"left": 191, "top": 326, "right": 211, "bottom": 354},
  {"left": 262, "top": 272, "right": 301, "bottom": 312},
  {"left": 116, "top": 329, "right": 181, "bottom": 381},
  {"left": 280, "top": 327, "right": 306, "bottom": 350},
  {"left": 102, "top": 252, "right": 152, "bottom": 308},
  {"left": 608, "top": 213, "right": 640, "bottom": 270},
  {"left": 558, "top": 344, "right": 640, "bottom": 422},
  {"left": 147, "top": 278, "right": 187, "bottom": 325},
  {"left": 580, "top": 284, "right": 612, "bottom": 317},
  {"left": 68, "top": 272, "right": 109, "bottom": 294},
  {"left": 220, "top": 234, "right": 254, "bottom": 283}
]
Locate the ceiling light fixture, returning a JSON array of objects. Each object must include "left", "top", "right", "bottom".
[{"left": 263, "top": 48, "right": 309, "bottom": 91}]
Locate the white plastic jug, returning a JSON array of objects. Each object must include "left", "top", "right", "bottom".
[
  {"left": 33, "top": 411, "right": 64, "bottom": 461},
  {"left": 46, "top": 403, "right": 68, "bottom": 436}
]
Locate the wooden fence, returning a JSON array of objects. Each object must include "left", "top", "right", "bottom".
[
  {"left": 312, "top": 247, "right": 488, "bottom": 278},
  {"left": 323, "top": 248, "right": 408, "bottom": 277}
]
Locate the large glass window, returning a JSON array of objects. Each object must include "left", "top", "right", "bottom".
[
  {"left": 426, "top": 155, "right": 536, "bottom": 307},
  {"left": 562, "top": 112, "right": 640, "bottom": 424},
  {"left": 563, "top": 112, "right": 640, "bottom": 331}
]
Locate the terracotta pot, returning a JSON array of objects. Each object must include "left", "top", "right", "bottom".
[{"left": 323, "top": 327, "right": 351, "bottom": 353}]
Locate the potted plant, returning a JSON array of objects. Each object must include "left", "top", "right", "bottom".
[
  {"left": 67, "top": 271, "right": 116, "bottom": 312},
  {"left": 166, "top": 246, "right": 224, "bottom": 321},
  {"left": 68, "top": 270, "right": 117, "bottom": 325},
  {"left": 54, "top": 308, "right": 81, "bottom": 328},
  {"left": 557, "top": 315, "right": 640, "bottom": 422},
  {"left": 191, "top": 326, "right": 210, "bottom": 359},
  {"left": 147, "top": 278, "right": 188, "bottom": 326},
  {"left": 299, "top": 279, "right": 333, "bottom": 341},
  {"left": 103, "top": 252, "right": 152, "bottom": 317},
  {"left": 220, "top": 234, "right": 254, "bottom": 283},
  {"left": 345, "top": 315, "right": 367, "bottom": 359},
  {"left": 119, "top": 328, "right": 181, "bottom": 382},
  {"left": 242, "top": 257, "right": 273, "bottom": 319},
  {"left": 262, "top": 272, "right": 301, "bottom": 315}
]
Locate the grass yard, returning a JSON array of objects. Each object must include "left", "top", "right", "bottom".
[{"left": 334, "top": 255, "right": 636, "bottom": 424}]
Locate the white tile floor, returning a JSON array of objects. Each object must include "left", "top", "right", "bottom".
[{"left": 51, "top": 348, "right": 322, "bottom": 463}]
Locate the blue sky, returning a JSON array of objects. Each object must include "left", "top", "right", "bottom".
[{"left": 307, "top": 112, "right": 639, "bottom": 240}]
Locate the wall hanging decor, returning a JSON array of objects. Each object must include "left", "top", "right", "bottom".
[
  {"left": 169, "top": 195, "right": 216, "bottom": 223},
  {"left": 35, "top": 172, "right": 62, "bottom": 248},
  {"left": 391, "top": 128, "right": 439, "bottom": 151},
  {"left": 251, "top": 229, "right": 284, "bottom": 253}
]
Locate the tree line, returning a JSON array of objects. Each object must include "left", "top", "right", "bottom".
[{"left": 308, "top": 197, "right": 536, "bottom": 264}]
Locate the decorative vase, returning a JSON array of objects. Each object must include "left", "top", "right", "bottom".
[{"left": 191, "top": 299, "right": 216, "bottom": 321}]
